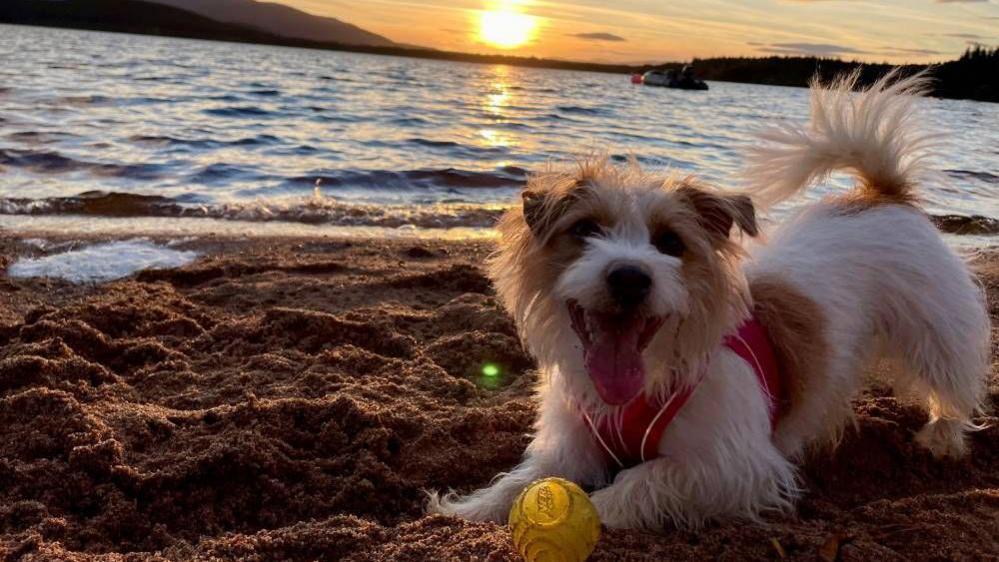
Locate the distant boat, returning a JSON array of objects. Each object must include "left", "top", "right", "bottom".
[{"left": 639, "top": 69, "right": 708, "bottom": 91}]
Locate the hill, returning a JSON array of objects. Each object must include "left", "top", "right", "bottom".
[
  {"left": 0, "top": 0, "right": 282, "bottom": 44},
  {"left": 145, "top": 0, "right": 395, "bottom": 47}
]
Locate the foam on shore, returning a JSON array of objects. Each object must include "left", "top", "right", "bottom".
[{"left": 7, "top": 239, "right": 198, "bottom": 283}]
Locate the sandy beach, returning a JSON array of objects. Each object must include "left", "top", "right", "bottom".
[{"left": 0, "top": 233, "right": 996, "bottom": 561}]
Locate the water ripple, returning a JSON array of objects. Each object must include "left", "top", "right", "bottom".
[{"left": 202, "top": 106, "right": 272, "bottom": 118}]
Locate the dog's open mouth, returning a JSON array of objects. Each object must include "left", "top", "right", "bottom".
[{"left": 567, "top": 300, "right": 664, "bottom": 405}]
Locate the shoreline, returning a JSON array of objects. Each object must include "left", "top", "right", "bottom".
[
  {"left": 0, "top": 215, "right": 499, "bottom": 242},
  {"left": 2, "top": 210, "right": 998, "bottom": 249},
  {"left": 0, "top": 233, "right": 996, "bottom": 560}
]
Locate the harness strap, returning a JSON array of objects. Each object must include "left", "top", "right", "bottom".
[
  {"left": 581, "top": 383, "right": 698, "bottom": 470},
  {"left": 723, "top": 317, "right": 784, "bottom": 426}
]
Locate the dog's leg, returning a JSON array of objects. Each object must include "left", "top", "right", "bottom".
[
  {"left": 881, "top": 249, "right": 990, "bottom": 458},
  {"left": 589, "top": 436, "right": 798, "bottom": 529},
  {"left": 427, "top": 385, "right": 607, "bottom": 522},
  {"left": 907, "top": 309, "right": 990, "bottom": 458}
]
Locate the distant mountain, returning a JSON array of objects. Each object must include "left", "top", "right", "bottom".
[
  {"left": 0, "top": 0, "right": 284, "bottom": 42},
  {"left": 146, "top": 0, "right": 395, "bottom": 47}
]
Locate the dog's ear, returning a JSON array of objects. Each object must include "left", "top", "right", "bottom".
[
  {"left": 682, "top": 187, "right": 758, "bottom": 238},
  {"left": 522, "top": 181, "right": 581, "bottom": 239},
  {"left": 521, "top": 190, "right": 548, "bottom": 235}
]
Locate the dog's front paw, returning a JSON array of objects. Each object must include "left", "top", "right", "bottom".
[
  {"left": 589, "top": 487, "right": 636, "bottom": 530},
  {"left": 424, "top": 489, "right": 510, "bottom": 523}
]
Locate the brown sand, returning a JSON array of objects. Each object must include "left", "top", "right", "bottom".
[{"left": 0, "top": 234, "right": 996, "bottom": 561}]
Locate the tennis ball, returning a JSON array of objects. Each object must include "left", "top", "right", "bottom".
[{"left": 508, "top": 477, "right": 601, "bottom": 562}]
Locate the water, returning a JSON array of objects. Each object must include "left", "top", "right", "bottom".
[{"left": 1, "top": 24, "right": 997, "bottom": 235}]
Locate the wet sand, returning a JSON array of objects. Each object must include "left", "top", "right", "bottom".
[{"left": 0, "top": 234, "right": 996, "bottom": 561}]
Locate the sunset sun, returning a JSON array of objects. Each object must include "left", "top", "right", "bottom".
[{"left": 479, "top": 7, "right": 537, "bottom": 49}]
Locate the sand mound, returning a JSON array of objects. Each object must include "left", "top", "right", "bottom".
[{"left": 0, "top": 238, "right": 996, "bottom": 561}]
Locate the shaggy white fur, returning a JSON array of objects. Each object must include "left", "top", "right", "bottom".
[
  {"left": 427, "top": 71, "right": 989, "bottom": 529},
  {"left": 743, "top": 69, "right": 941, "bottom": 207}
]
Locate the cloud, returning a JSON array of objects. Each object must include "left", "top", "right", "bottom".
[
  {"left": 880, "top": 47, "right": 945, "bottom": 55},
  {"left": 752, "top": 42, "right": 946, "bottom": 60},
  {"left": 751, "top": 41, "right": 950, "bottom": 60},
  {"left": 944, "top": 32, "right": 985, "bottom": 39},
  {"left": 935, "top": 0, "right": 989, "bottom": 3},
  {"left": 567, "top": 32, "right": 627, "bottom": 42},
  {"left": 755, "top": 42, "right": 868, "bottom": 56}
]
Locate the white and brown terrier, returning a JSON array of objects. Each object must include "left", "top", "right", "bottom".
[{"left": 429, "top": 72, "right": 989, "bottom": 529}]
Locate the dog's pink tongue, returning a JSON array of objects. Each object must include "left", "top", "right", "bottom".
[{"left": 584, "top": 317, "right": 646, "bottom": 405}]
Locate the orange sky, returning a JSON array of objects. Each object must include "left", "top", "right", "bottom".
[{"left": 277, "top": 0, "right": 997, "bottom": 64}]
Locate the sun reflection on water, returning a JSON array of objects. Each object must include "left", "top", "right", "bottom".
[
  {"left": 478, "top": 65, "right": 520, "bottom": 149},
  {"left": 478, "top": 128, "right": 514, "bottom": 147},
  {"left": 486, "top": 90, "right": 510, "bottom": 114}
]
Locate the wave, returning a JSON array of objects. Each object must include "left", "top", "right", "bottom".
[
  {"left": 58, "top": 94, "right": 113, "bottom": 106},
  {"left": 0, "top": 191, "right": 176, "bottom": 217},
  {"left": 202, "top": 106, "right": 273, "bottom": 118},
  {"left": 358, "top": 138, "right": 510, "bottom": 158},
  {"left": 386, "top": 117, "right": 431, "bottom": 127},
  {"left": 406, "top": 138, "right": 462, "bottom": 149},
  {"left": 283, "top": 167, "right": 527, "bottom": 190},
  {"left": 0, "top": 191, "right": 506, "bottom": 229},
  {"left": 6, "top": 131, "right": 81, "bottom": 144},
  {"left": 1, "top": 191, "right": 994, "bottom": 235},
  {"left": 0, "top": 149, "right": 165, "bottom": 179},
  {"left": 556, "top": 105, "right": 611, "bottom": 116},
  {"left": 945, "top": 169, "right": 999, "bottom": 184},
  {"left": 0, "top": 146, "right": 525, "bottom": 191},
  {"left": 931, "top": 214, "right": 999, "bottom": 236},
  {"left": 188, "top": 163, "right": 262, "bottom": 184},
  {"left": 127, "top": 134, "right": 281, "bottom": 149},
  {"left": 59, "top": 94, "right": 174, "bottom": 107}
]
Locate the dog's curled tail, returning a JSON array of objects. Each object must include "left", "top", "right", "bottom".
[{"left": 743, "top": 69, "right": 938, "bottom": 208}]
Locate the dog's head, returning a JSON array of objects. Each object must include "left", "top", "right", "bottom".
[{"left": 489, "top": 159, "right": 757, "bottom": 410}]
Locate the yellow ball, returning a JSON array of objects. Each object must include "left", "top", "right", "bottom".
[{"left": 508, "top": 478, "right": 601, "bottom": 562}]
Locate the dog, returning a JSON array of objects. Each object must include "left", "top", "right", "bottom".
[{"left": 428, "top": 71, "right": 989, "bottom": 530}]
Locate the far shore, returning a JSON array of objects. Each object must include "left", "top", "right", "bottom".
[{"left": 1, "top": 18, "right": 996, "bottom": 102}]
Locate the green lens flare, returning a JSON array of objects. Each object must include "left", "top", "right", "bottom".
[{"left": 482, "top": 363, "right": 500, "bottom": 377}]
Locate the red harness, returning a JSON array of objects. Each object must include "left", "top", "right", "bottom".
[{"left": 581, "top": 315, "right": 786, "bottom": 470}]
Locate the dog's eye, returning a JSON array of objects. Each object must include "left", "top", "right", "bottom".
[
  {"left": 653, "top": 230, "right": 685, "bottom": 257},
  {"left": 569, "top": 219, "right": 601, "bottom": 239}
]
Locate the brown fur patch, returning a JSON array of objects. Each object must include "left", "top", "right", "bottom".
[
  {"left": 521, "top": 177, "right": 584, "bottom": 240},
  {"left": 678, "top": 184, "right": 759, "bottom": 238},
  {"left": 828, "top": 184, "right": 920, "bottom": 213},
  {"left": 750, "top": 275, "right": 829, "bottom": 427}
]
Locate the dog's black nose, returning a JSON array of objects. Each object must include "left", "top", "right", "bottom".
[{"left": 607, "top": 265, "right": 651, "bottom": 309}]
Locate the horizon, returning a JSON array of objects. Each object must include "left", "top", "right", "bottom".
[{"left": 278, "top": 0, "right": 998, "bottom": 65}]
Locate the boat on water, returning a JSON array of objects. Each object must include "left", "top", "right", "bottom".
[{"left": 637, "top": 66, "right": 709, "bottom": 91}]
